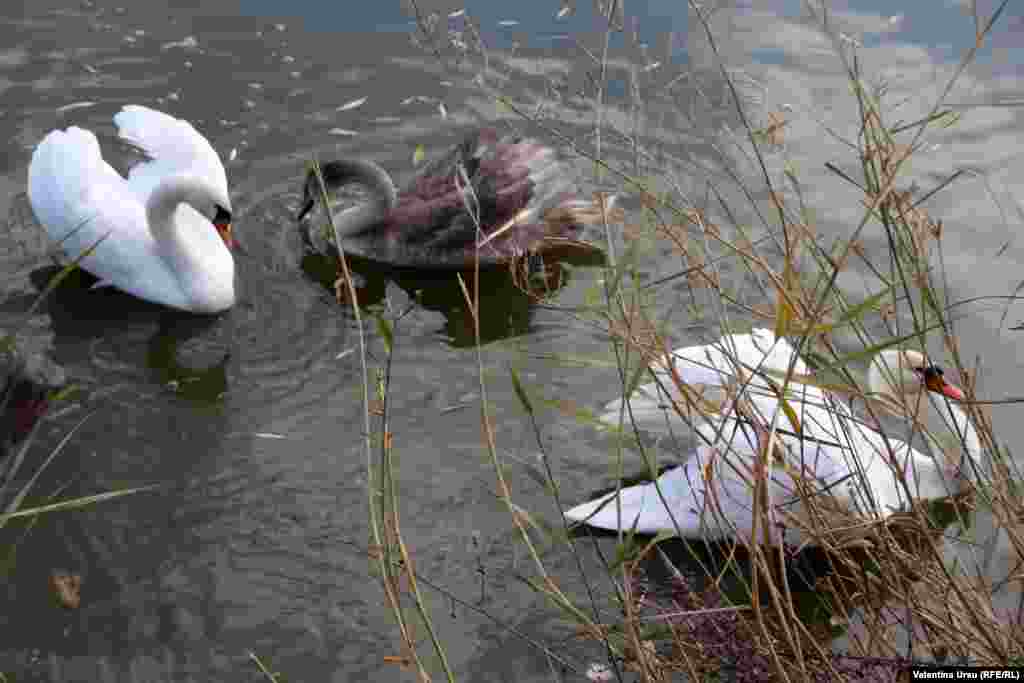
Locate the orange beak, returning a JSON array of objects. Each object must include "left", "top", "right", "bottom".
[
  {"left": 214, "top": 221, "right": 235, "bottom": 249},
  {"left": 924, "top": 372, "right": 965, "bottom": 401}
]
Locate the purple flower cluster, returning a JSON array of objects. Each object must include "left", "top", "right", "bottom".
[{"left": 622, "top": 567, "right": 912, "bottom": 682}]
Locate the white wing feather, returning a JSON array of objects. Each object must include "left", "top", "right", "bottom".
[
  {"left": 113, "top": 105, "right": 228, "bottom": 203},
  {"left": 26, "top": 116, "right": 203, "bottom": 310}
]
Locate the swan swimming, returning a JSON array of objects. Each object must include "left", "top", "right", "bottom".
[
  {"left": 28, "top": 105, "right": 236, "bottom": 313},
  {"left": 567, "top": 329, "right": 980, "bottom": 545},
  {"left": 297, "top": 127, "right": 615, "bottom": 268}
]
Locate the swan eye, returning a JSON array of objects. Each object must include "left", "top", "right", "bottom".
[
  {"left": 211, "top": 206, "right": 234, "bottom": 248},
  {"left": 912, "top": 365, "right": 943, "bottom": 380}
]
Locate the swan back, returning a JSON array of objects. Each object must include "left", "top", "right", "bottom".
[{"left": 601, "top": 328, "right": 816, "bottom": 434}]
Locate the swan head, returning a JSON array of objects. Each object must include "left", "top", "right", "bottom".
[
  {"left": 151, "top": 173, "right": 234, "bottom": 249},
  {"left": 297, "top": 161, "right": 344, "bottom": 221},
  {"left": 193, "top": 178, "right": 234, "bottom": 249},
  {"left": 210, "top": 205, "right": 234, "bottom": 249},
  {"left": 296, "top": 159, "right": 397, "bottom": 223},
  {"left": 868, "top": 348, "right": 980, "bottom": 490},
  {"left": 868, "top": 349, "right": 965, "bottom": 404}
]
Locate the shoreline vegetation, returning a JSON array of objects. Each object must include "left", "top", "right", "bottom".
[{"left": 331, "top": 1, "right": 1020, "bottom": 681}]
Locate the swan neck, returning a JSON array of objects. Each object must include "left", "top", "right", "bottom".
[
  {"left": 146, "top": 176, "right": 207, "bottom": 242},
  {"left": 867, "top": 350, "right": 899, "bottom": 398},
  {"left": 143, "top": 175, "right": 234, "bottom": 312},
  {"left": 318, "top": 159, "right": 398, "bottom": 239}
]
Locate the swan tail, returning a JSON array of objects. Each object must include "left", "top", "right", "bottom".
[
  {"left": 565, "top": 465, "right": 705, "bottom": 535},
  {"left": 543, "top": 193, "right": 623, "bottom": 231}
]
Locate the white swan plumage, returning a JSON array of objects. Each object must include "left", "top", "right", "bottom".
[
  {"left": 567, "top": 329, "right": 980, "bottom": 545},
  {"left": 27, "top": 105, "right": 236, "bottom": 313}
]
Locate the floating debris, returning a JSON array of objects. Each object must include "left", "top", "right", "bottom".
[
  {"left": 585, "top": 663, "right": 613, "bottom": 682},
  {"left": 556, "top": 6, "right": 573, "bottom": 19},
  {"left": 56, "top": 101, "right": 97, "bottom": 114},
  {"left": 328, "top": 128, "right": 358, "bottom": 137},
  {"left": 335, "top": 348, "right": 354, "bottom": 360},
  {"left": 412, "top": 143, "right": 425, "bottom": 165},
  {"left": 438, "top": 101, "right": 447, "bottom": 119},
  {"left": 161, "top": 35, "right": 198, "bottom": 50},
  {"left": 400, "top": 95, "right": 435, "bottom": 106},
  {"left": 643, "top": 61, "right": 661, "bottom": 72},
  {"left": 281, "top": 55, "right": 295, "bottom": 63},
  {"left": 498, "top": 20, "right": 519, "bottom": 27},
  {"left": 253, "top": 432, "right": 286, "bottom": 439},
  {"left": 167, "top": 91, "right": 179, "bottom": 101},
  {"left": 227, "top": 147, "right": 238, "bottom": 162},
  {"left": 248, "top": 82, "right": 263, "bottom": 90},
  {"left": 448, "top": 9, "right": 465, "bottom": 19},
  {"left": 50, "top": 570, "right": 82, "bottom": 610},
  {"left": 274, "top": 23, "right": 286, "bottom": 32},
  {"left": 336, "top": 96, "right": 367, "bottom": 112},
  {"left": 839, "top": 32, "right": 862, "bottom": 48}
]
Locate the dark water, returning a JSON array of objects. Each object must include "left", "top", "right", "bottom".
[{"left": 1, "top": 0, "right": 1022, "bottom": 680}]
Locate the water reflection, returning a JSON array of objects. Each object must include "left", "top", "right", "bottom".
[
  {"left": 145, "top": 317, "right": 230, "bottom": 405},
  {"left": 29, "top": 266, "right": 232, "bottom": 405},
  {"left": 301, "top": 247, "right": 605, "bottom": 347}
]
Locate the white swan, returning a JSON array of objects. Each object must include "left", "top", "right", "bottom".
[
  {"left": 567, "top": 329, "right": 980, "bottom": 545},
  {"left": 28, "top": 105, "right": 236, "bottom": 313}
]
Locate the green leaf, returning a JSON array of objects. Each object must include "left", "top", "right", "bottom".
[
  {"left": 509, "top": 366, "right": 534, "bottom": 417},
  {"left": 1, "top": 486, "right": 157, "bottom": 523},
  {"left": 412, "top": 144, "right": 425, "bottom": 166},
  {"left": 834, "top": 285, "right": 893, "bottom": 328},
  {"left": 375, "top": 315, "right": 394, "bottom": 355}
]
